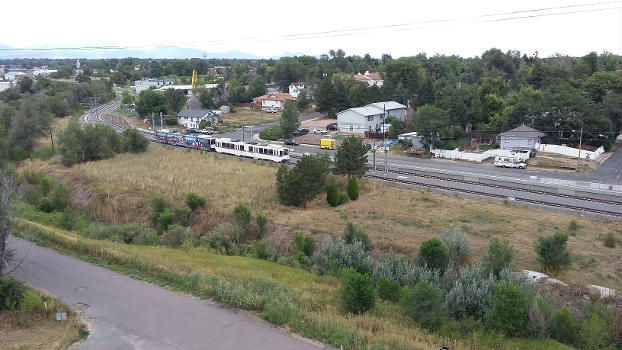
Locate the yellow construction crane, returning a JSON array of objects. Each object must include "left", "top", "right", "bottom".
[{"left": 191, "top": 69, "right": 198, "bottom": 89}]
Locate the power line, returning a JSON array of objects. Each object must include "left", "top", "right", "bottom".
[{"left": 1, "top": 1, "right": 619, "bottom": 52}]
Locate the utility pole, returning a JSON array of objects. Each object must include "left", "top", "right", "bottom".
[
  {"left": 373, "top": 140, "right": 376, "bottom": 171},
  {"left": 576, "top": 126, "right": 583, "bottom": 172},
  {"left": 242, "top": 121, "right": 245, "bottom": 142},
  {"left": 160, "top": 112, "right": 163, "bottom": 130},
  {"left": 383, "top": 104, "right": 388, "bottom": 173},
  {"left": 152, "top": 112, "right": 155, "bottom": 133}
]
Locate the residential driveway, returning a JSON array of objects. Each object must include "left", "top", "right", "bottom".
[{"left": 9, "top": 237, "right": 327, "bottom": 350}]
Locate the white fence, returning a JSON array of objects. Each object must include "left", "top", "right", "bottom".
[
  {"left": 431, "top": 148, "right": 530, "bottom": 162},
  {"left": 536, "top": 144, "right": 604, "bottom": 159}
]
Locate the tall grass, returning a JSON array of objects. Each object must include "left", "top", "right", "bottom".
[{"left": 15, "top": 219, "right": 573, "bottom": 350}]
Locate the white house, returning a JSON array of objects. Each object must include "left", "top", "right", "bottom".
[
  {"left": 354, "top": 71, "right": 383, "bottom": 87},
  {"left": 156, "top": 83, "right": 218, "bottom": 96},
  {"left": 0, "top": 82, "right": 12, "bottom": 92},
  {"left": 336, "top": 101, "right": 407, "bottom": 134},
  {"left": 134, "top": 79, "right": 173, "bottom": 94},
  {"left": 288, "top": 82, "right": 314, "bottom": 100},
  {"left": 31, "top": 69, "right": 58, "bottom": 77},
  {"left": 498, "top": 124, "right": 545, "bottom": 150},
  {"left": 253, "top": 93, "right": 294, "bottom": 111},
  {"left": 177, "top": 109, "right": 220, "bottom": 129}
]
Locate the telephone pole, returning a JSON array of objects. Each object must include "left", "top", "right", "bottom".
[
  {"left": 151, "top": 112, "right": 155, "bottom": 133},
  {"left": 576, "top": 126, "right": 583, "bottom": 172},
  {"left": 160, "top": 112, "right": 163, "bottom": 130}
]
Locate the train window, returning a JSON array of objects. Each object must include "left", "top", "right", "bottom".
[{"left": 283, "top": 149, "right": 288, "bottom": 155}]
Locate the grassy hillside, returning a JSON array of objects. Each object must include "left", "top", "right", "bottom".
[
  {"left": 15, "top": 219, "right": 574, "bottom": 350},
  {"left": 22, "top": 145, "right": 622, "bottom": 289}
]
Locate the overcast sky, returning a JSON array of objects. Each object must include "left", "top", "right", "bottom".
[{"left": 2, "top": 0, "right": 621, "bottom": 58}]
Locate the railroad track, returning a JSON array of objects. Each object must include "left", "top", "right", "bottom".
[
  {"left": 365, "top": 172, "right": 622, "bottom": 218},
  {"left": 388, "top": 168, "right": 621, "bottom": 206}
]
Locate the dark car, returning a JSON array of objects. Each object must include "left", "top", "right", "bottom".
[
  {"left": 326, "top": 123, "right": 338, "bottom": 131},
  {"left": 284, "top": 139, "right": 299, "bottom": 146},
  {"left": 293, "top": 128, "right": 309, "bottom": 136}
]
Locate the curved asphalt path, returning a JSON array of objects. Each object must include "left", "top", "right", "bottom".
[{"left": 10, "top": 237, "right": 326, "bottom": 350}]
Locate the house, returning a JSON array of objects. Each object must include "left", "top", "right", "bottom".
[
  {"left": 220, "top": 105, "right": 230, "bottom": 114},
  {"left": 156, "top": 84, "right": 218, "bottom": 96},
  {"left": 336, "top": 101, "right": 407, "bottom": 134},
  {"left": 354, "top": 71, "right": 383, "bottom": 87},
  {"left": 0, "top": 81, "right": 11, "bottom": 92},
  {"left": 177, "top": 109, "right": 220, "bottom": 129},
  {"left": 288, "top": 82, "right": 315, "bottom": 100},
  {"left": 398, "top": 131, "right": 423, "bottom": 148},
  {"left": 134, "top": 79, "right": 173, "bottom": 94},
  {"left": 253, "top": 93, "right": 294, "bottom": 111},
  {"left": 4, "top": 72, "right": 28, "bottom": 82},
  {"left": 31, "top": 68, "right": 58, "bottom": 78},
  {"left": 498, "top": 124, "right": 545, "bottom": 150},
  {"left": 265, "top": 83, "right": 280, "bottom": 94}
]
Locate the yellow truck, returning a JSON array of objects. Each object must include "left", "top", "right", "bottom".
[{"left": 320, "top": 139, "right": 336, "bottom": 149}]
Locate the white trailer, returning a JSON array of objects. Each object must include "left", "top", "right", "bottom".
[{"left": 494, "top": 156, "right": 526, "bottom": 169}]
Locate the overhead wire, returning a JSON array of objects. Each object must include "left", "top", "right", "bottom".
[{"left": 1, "top": 1, "right": 620, "bottom": 51}]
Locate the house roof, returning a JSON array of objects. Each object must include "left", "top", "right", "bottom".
[
  {"left": 347, "top": 106, "right": 385, "bottom": 117},
  {"left": 337, "top": 101, "right": 405, "bottom": 117},
  {"left": 177, "top": 109, "right": 213, "bottom": 119},
  {"left": 255, "top": 93, "right": 294, "bottom": 101},
  {"left": 498, "top": 124, "right": 545, "bottom": 138},
  {"left": 371, "top": 101, "right": 406, "bottom": 110},
  {"left": 354, "top": 72, "right": 382, "bottom": 81}
]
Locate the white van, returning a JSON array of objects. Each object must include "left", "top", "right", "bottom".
[{"left": 494, "top": 156, "right": 526, "bottom": 169}]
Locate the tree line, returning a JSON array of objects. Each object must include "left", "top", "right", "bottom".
[{"left": 0, "top": 76, "right": 114, "bottom": 162}]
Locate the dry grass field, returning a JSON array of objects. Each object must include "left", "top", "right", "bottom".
[
  {"left": 22, "top": 145, "right": 622, "bottom": 289},
  {"left": 221, "top": 108, "right": 281, "bottom": 125}
]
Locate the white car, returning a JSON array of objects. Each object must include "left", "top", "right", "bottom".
[{"left": 313, "top": 129, "right": 328, "bottom": 134}]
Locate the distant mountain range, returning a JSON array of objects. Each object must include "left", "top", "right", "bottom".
[{"left": 0, "top": 44, "right": 305, "bottom": 59}]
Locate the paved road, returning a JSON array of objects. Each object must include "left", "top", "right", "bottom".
[{"left": 10, "top": 237, "right": 325, "bottom": 350}]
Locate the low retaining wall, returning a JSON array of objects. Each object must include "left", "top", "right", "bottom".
[{"left": 431, "top": 149, "right": 529, "bottom": 162}]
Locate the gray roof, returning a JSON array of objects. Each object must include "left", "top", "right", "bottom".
[
  {"left": 177, "top": 109, "right": 211, "bottom": 118},
  {"left": 498, "top": 124, "right": 545, "bottom": 138},
  {"left": 371, "top": 101, "right": 406, "bottom": 110},
  {"left": 337, "top": 101, "right": 406, "bottom": 117},
  {"left": 348, "top": 106, "right": 385, "bottom": 116}
]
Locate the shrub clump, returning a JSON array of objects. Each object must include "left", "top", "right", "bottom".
[
  {"left": 347, "top": 176, "right": 359, "bottom": 200},
  {"left": 326, "top": 183, "right": 341, "bottom": 207},
  {"left": 0, "top": 277, "right": 26, "bottom": 310},
  {"left": 184, "top": 192, "right": 206, "bottom": 211},
  {"left": 375, "top": 276, "right": 401, "bottom": 302},
  {"left": 343, "top": 222, "right": 371, "bottom": 251},
  {"left": 603, "top": 232, "right": 616, "bottom": 248},
  {"left": 439, "top": 224, "right": 470, "bottom": 264},
  {"left": 417, "top": 238, "right": 449, "bottom": 270},
  {"left": 400, "top": 281, "right": 445, "bottom": 329},
  {"left": 294, "top": 232, "right": 315, "bottom": 257},
  {"left": 312, "top": 235, "right": 370, "bottom": 275},
  {"left": 484, "top": 282, "right": 529, "bottom": 337},
  {"left": 256, "top": 214, "right": 267, "bottom": 238},
  {"left": 535, "top": 232, "right": 570, "bottom": 274},
  {"left": 340, "top": 268, "right": 375, "bottom": 314},
  {"left": 484, "top": 238, "right": 514, "bottom": 277}
]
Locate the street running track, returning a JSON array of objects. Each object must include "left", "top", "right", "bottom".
[{"left": 10, "top": 237, "right": 327, "bottom": 350}]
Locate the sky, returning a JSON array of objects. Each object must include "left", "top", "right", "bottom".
[{"left": 2, "top": 0, "right": 621, "bottom": 58}]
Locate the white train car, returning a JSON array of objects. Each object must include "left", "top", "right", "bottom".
[{"left": 214, "top": 138, "right": 289, "bottom": 163}]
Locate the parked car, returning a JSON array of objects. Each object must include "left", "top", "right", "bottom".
[
  {"left": 294, "top": 128, "right": 309, "bottom": 136},
  {"left": 313, "top": 129, "right": 328, "bottom": 134},
  {"left": 284, "top": 139, "right": 299, "bottom": 146},
  {"left": 326, "top": 123, "right": 338, "bottom": 131}
]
